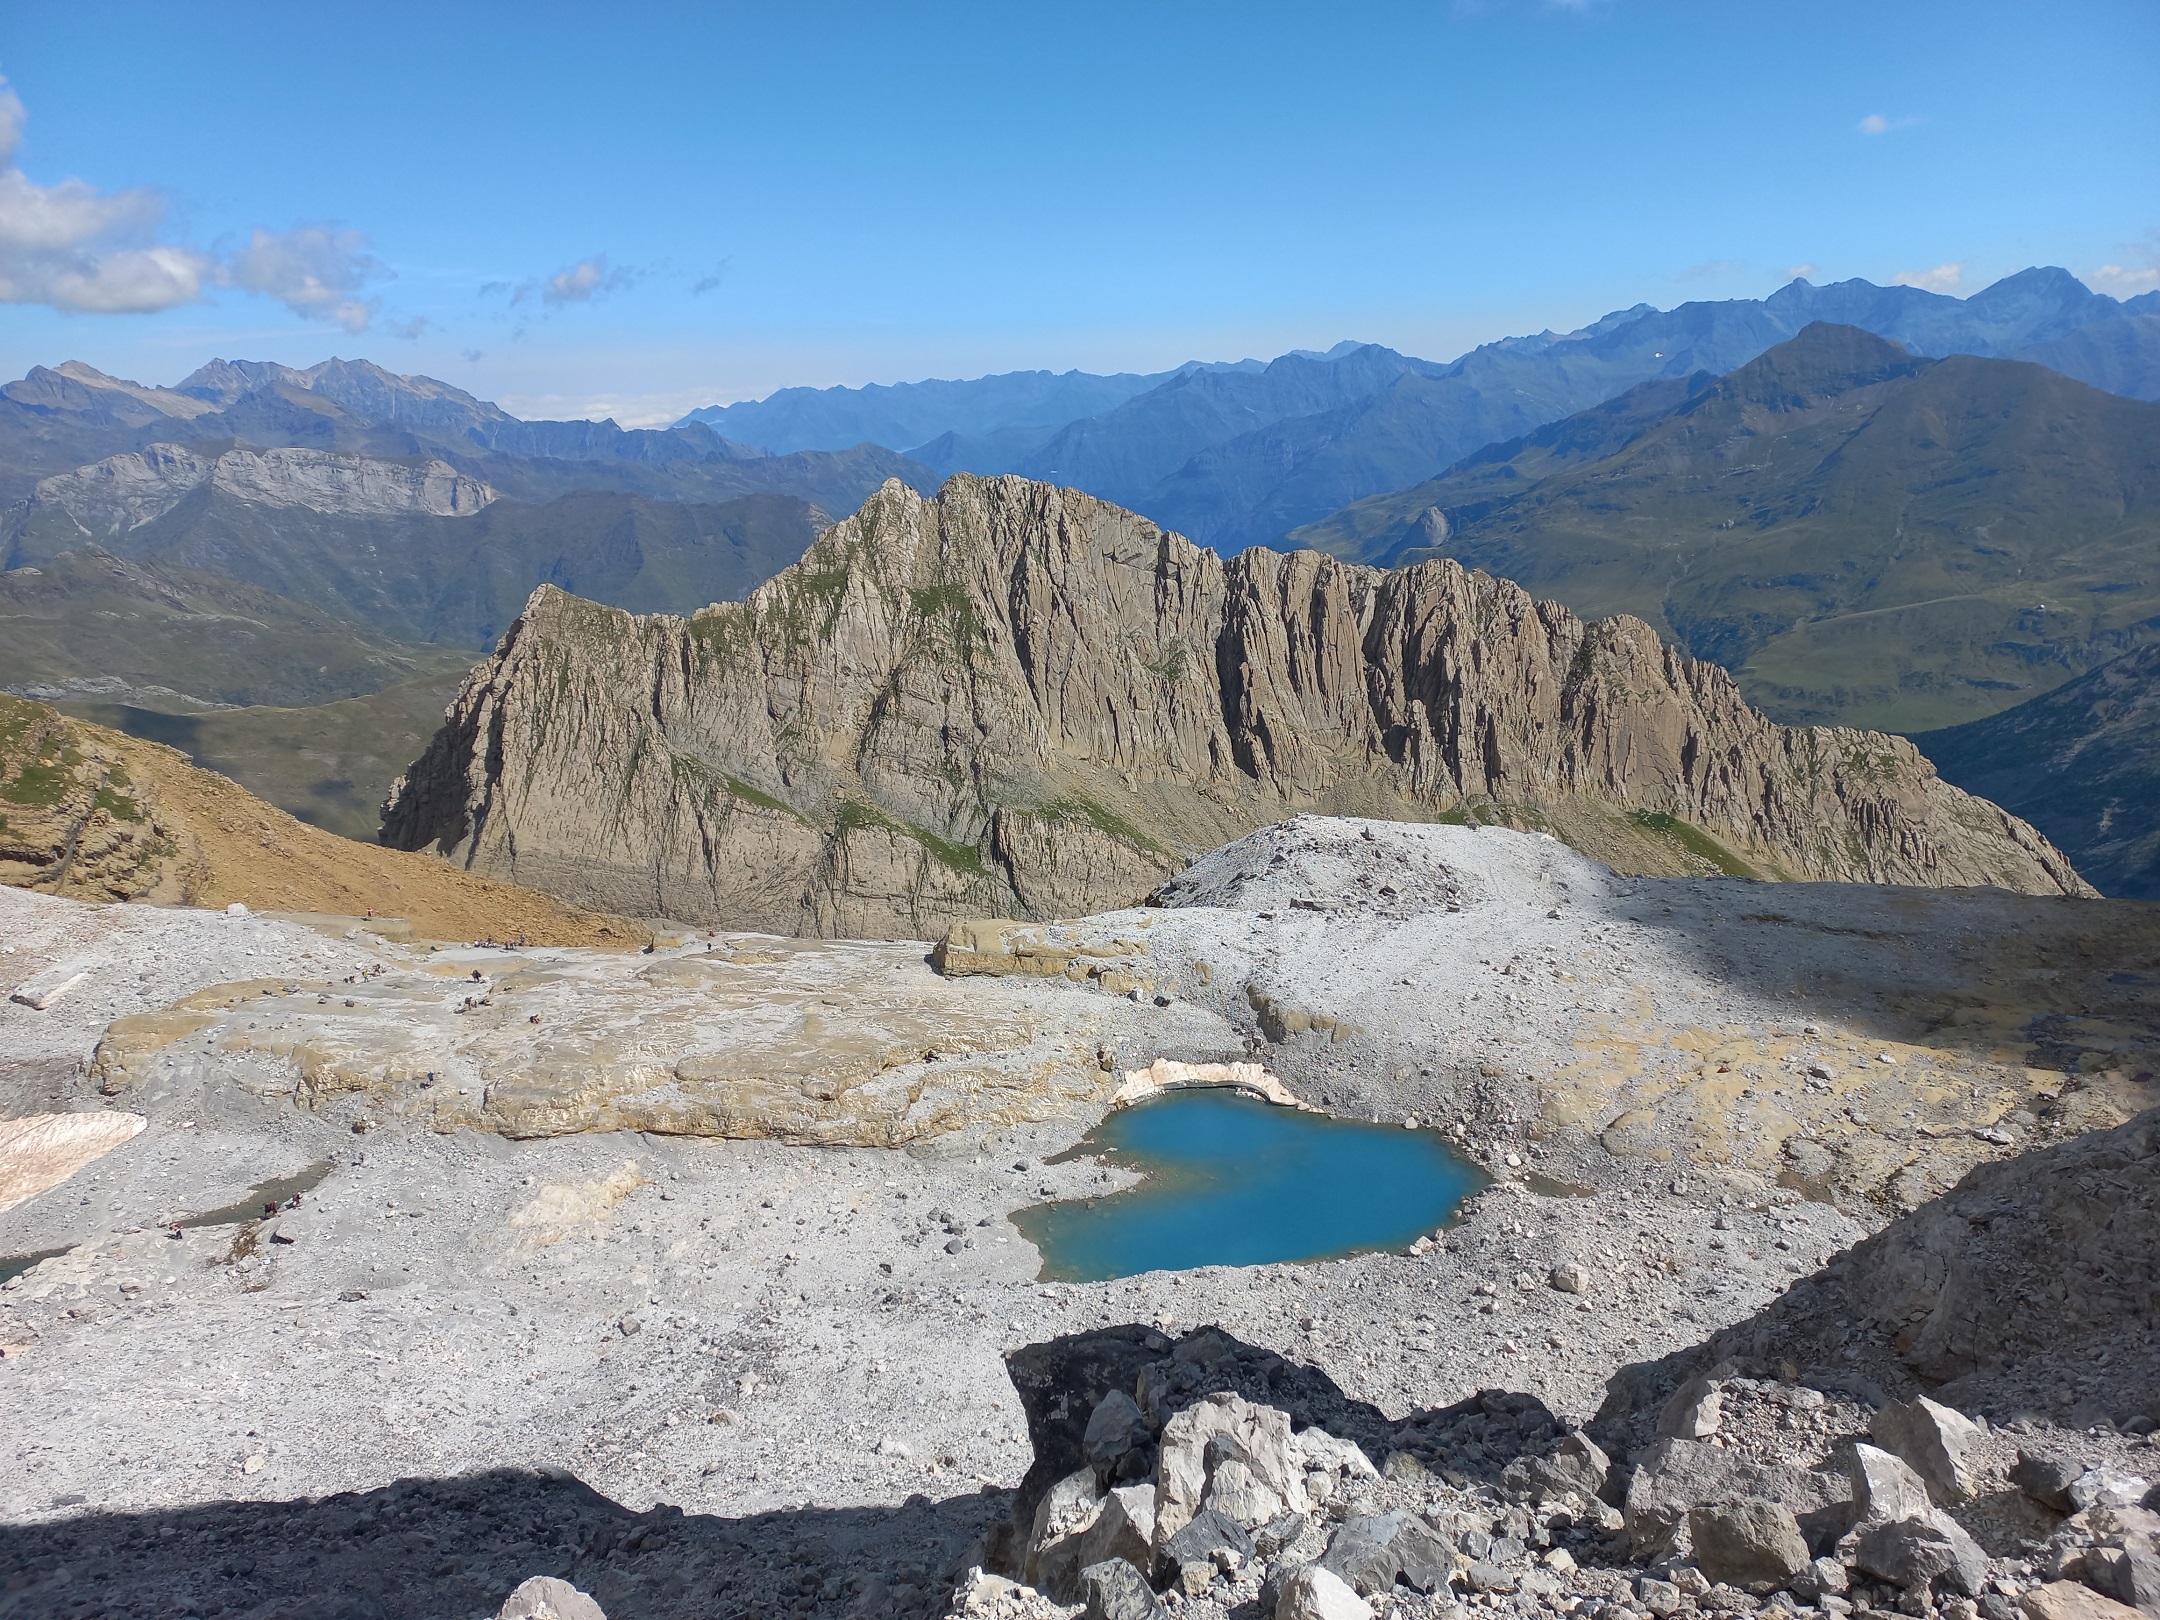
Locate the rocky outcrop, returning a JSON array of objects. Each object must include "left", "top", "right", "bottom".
[
  {"left": 976, "top": 1290, "right": 2160, "bottom": 1619},
  {"left": 1756, "top": 1107, "right": 2158, "bottom": 1417},
  {"left": 383, "top": 475, "right": 2089, "bottom": 937},
  {"left": 0, "top": 695, "right": 631, "bottom": 943},
  {"left": 87, "top": 928, "right": 1207, "bottom": 1147},
  {"left": 23, "top": 443, "right": 494, "bottom": 537}
]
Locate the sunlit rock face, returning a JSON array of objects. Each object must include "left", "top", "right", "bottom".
[{"left": 383, "top": 475, "right": 2087, "bottom": 939}]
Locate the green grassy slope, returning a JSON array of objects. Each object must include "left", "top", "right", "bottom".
[
  {"left": 54, "top": 671, "right": 467, "bottom": 844},
  {"left": 1912, "top": 642, "right": 2160, "bottom": 899},
  {"left": 6, "top": 489, "right": 827, "bottom": 649},
  {"left": 0, "top": 549, "right": 472, "bottom": 708},
  {"left": 1290, "top": 324, "right": 2160, "bottom": 732}
]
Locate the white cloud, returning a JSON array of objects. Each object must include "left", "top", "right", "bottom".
[
  {"left": 1787, "top": 262, "right": 1820, "bottom": 281},
  {"left": 516, "top": 253, "right": 636, "bottom": 308},
  {"left": 0, "top": 77, "right": 213, "bottom": 314},
  {"left": 1858, "top": 112, "right": 1922, "bottom": 136},
  {"left": 1893, "top": 262, "right": 1962, "bottom": 292},
  {"left": 220, "top": 224, "right": 386, "bottom": 332},
  {"left": 2089, "top": 236, "right": 2160, "bottom": 297},
  {"left": 2090, "top": 263, "right": 2160, "bottom": 296},
  {"left": 0, "top": 79, "right": 396, "bottom": 329}
]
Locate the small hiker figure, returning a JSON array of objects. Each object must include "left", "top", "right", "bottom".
[{"left": 262, "top": 1201, "right": 278, "bottom": 1219}]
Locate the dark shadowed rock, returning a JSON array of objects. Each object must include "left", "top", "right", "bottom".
[
  {"left": 1686, "top": 1499, "right": 1812, "bottom": 1592},
  {"left": 1078, "top": 1558, "right": 1167, "bottom": 1620}
]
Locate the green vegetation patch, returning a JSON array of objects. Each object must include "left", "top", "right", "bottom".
[
  {"left": 2, "top": 719, "right": 83, "bottom": 808},
  {"left": 723, "top": 774, "right": 814, "bottom": 826},
  {"left": 1038, "top": 794, "right": 1169, "bottom": 855},
  {"left": 92, "top": 782, "right": 144, "bottom": 823},
  {"left": 1628, "top": 810, "right": 1763, "bottom": 879},
  {"left": 831, "top": 796, "right": 987, "bottom": 876}
]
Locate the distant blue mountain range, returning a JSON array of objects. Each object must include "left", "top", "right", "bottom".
[{"left": 677, "top": 268, "right": 2160, "bottom": 551}]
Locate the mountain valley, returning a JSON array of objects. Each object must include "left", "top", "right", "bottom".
[
  {"left": 0, "top": 548, "right": 472, "bottom": 711},
  {"left": 1914, "top": 641, "right": 2160, "bottom": 899},
  {"left": 1289, "top": 324, "right": 2160, "bottom": 734}
]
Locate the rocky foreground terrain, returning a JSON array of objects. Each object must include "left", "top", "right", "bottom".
[
  {"left": 0, "top": 820, "right": 2154, "bottom": 1619},
  {"left": 382, "top": 475, "right": 2086, "bottom": 939}
]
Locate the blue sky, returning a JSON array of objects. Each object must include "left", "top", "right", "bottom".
[{"left": 1, "top": 1, "right": 2154, "bottom": 423}]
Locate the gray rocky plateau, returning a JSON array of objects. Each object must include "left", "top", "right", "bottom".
[
  {"left": 1, "top": 818, "right": 2154, "bottom": 1620},
  {"left": 382, "top": 475, "right": 2087, "bottom": 938}
]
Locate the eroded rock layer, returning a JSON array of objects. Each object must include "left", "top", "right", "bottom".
[{"left": 383, "top": 475, "right": 2088, "bottom": 936}]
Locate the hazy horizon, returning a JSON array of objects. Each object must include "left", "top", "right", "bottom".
[{"left": 2, "top": 0, "right": 2154, "bottom": 425}]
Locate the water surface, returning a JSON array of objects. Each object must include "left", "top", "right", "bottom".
[{"left": 1016, "top": 1089, "right": 1485, "bottom": 1282}]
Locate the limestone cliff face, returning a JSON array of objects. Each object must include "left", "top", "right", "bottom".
[
  {"left": 382, "top": 476, "right": 2091, "bottom": 936},
  {"left": 25, "top": 444, "right": 493, "bottom": 537}
]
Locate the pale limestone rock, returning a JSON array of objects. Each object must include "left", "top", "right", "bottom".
[
  {"left": 1871, "top": 1397, "right": 1986, "bottom": 1504},
  {"left": 1849, "top": 1443, "right": 1938, "bottom": 1526},
  {"left": 1072, "top": 1485, "right": 1157, "bottom": 1583},
  {"left": 30, "top": 443, "right": 493, "bottom": 538},
  {"left": 1155, "top": 1392, "right": 1308, "bottom": 1544},
  {"left": 0, "top": 1111, "right": 145, "bottom": 1215},
  {"left": 1294, "top": 1427, "right": 1379, "bottom": 1481},
  {"left": 1026, "top": 1468, "right": 1107, "bottom": 1599},
  {"left": 1203, "top": 1457, "right": 1287, "bottom": 1530},
  {"left": 1657, "top": 1374, "right": 1726, "bottom": 1440},
  {"left": 1275, "top": 1563, "right": 1373, "bottom": 1620},
  {"left": 2023, "top": 1584, "right": 2148, "bottom": 1620},
  {"left": 1110, "top": 1057, "right": 1307, "bottom": 1110},
  {"left": 91, "top": 932, "right": 1155, "bottom": 1148},
  {"left": 497, "top": 1576, "right": 606, "bottom": 1620}
]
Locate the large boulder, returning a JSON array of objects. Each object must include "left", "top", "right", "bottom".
[
  {"left": 1319, "top": 1510, "right": 1454, "bottom": 1597},
  {"left": 1274, "top": 1563, "right": 1373, "bottom": 1620},
  {"left": 1084, "top": 1390, "right": 1156, "bottom": 1485},
  {"left": 1025, "top": 1467, "right": 1108, "bottom": 1601},
  {"left": 498, "top": 1578, "right": 606, "bottom": 1620},
  {"left": 1160, "top": 1507, "right": 1254, "bottom": 1595},
  {"left": 1687, "top": 1499, "right": 1813, "bottom": 1593},
  {"left": 2023, "top": 1583, "right": 2149, "bottom": 1620},
  {"left": 1871, "top": 1397, "right": 1986, "bottom": 1504},
  {"left": 1078, "top": 1559, "right": 1167, "bottom": 1620},
  {"left": 1072, "top": 1485, "right": 1158, "bottom": 1585},
  {"left": 1849, "top": 1443, "right": 1938, "bottom": 1526},
  {"left": 1624, "top": 1438, "right": 1849, "bottom": 1558},
  {"left": 1155, "top": 1392, "right": 1307, "bottom": 1543},
  {"left": 1504, "top": 1431, "right": 1613, "bottom": 1504}
]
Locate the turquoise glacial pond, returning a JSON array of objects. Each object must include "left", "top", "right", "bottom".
[{"left": 1015, "top": 1088, "right": 1486, "bottom": 1282}]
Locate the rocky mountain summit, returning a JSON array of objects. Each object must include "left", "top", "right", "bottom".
[{"left": 383, "top": 475, "right": 2086, "bottom": 936}]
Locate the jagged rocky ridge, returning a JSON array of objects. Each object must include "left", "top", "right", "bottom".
[{"left": 382, "top": 475, "right": 2088, "bottom": 936}]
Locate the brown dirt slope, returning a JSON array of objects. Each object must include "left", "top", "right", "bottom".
[{"left": 0, "top": 695, "right": 639, "bottom": 945}]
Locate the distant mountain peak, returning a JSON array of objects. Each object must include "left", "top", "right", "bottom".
[
  {"left": 173, "top": 356, "right": 513, "bottom": 430},
  {"left": 1716, "top": 322, "right": 1927, "bottom": 408}
]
